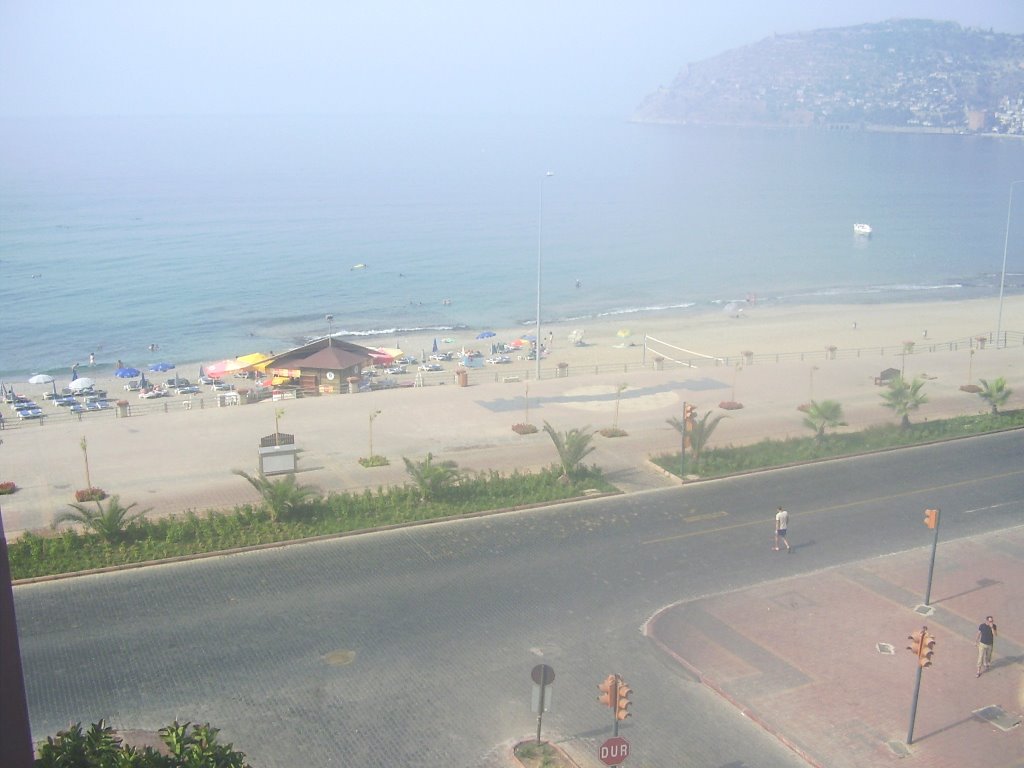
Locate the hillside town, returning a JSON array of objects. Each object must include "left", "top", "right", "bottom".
[{"left": 634, "top": 19, "right": 1024, "bottom": 135}]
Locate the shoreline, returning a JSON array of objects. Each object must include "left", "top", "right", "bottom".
[
  {"left": 8, "top": 294, "right": 1021, "bottom": 386},
  {"left": 3, "top": 284, "right": 1023, "bottom": 381}
]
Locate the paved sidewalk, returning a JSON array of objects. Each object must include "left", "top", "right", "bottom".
[{"left": 645, "top": 527, "right": 1024, "bottom": 768}]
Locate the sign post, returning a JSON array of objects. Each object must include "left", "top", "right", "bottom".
[
  {"left": 922, "top": 508, "right": 940, "bottom": 605},
  {"left": 530, "top": 664, "right": 555, "bottom": 744}
]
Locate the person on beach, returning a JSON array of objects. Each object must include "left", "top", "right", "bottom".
[
  {"left": 89, "top": 352, "right": 95, "bottom": 366},
  {"left": 774, "top": 506, "right": 791, "bottom": 552},
  {"left": 976, "top": 615, "right": 997, "bottom": 676}
]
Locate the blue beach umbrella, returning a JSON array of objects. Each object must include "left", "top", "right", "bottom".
[
  {"left": 432, "top": 338, "right": 438, "bottom": 353},
  {"left": 476, "top": 331, "right": 496, "bottom": 340},
  {"left": 148, "top": 361, "right": 175, "bottom": 373},
  {"left": 115, "top": 367, "right": 141, "bottom": 378}
]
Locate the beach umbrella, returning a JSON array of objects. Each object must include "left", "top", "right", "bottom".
[
  {"left": 198, "top": 365, "right": 206, "bottom": 378},
  {"left": 205, "top": 359, "right": 245, "bottom": 378},
  {"left": 432, "top": 338, "right": 439, "bottom": 353},
  {"left": 510, "top": 339, "right": 528, "bottom": 348},
  {"left": 29, "top": 373, "right": 57, "bottom": 396},
  {"left": 476, "top": 331, "right": 496, "bottom": 340},
  {"left": 115, "top": 367, "right": 141, "bottom": 378},
  {"left": 148, "top": 361, "right": 175, "bottom": 372},
  {"left": 521, "top": 334, "right": 537, "bottom": 342},
  {"left": 617, "top": 329, "right": 631, "bottom": 338},
  {"left": 68, "top": 377, "right": 94, "bottom": 392},
  {"left": 235, "top": 352, "right": 273, "bottom": 371}
]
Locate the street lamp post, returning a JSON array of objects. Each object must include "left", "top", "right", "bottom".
[
  {"left": 536, "top": 171, "right": 554, "bottom": 380},
  {"left": 326, "top": 314, "right": 334, "bottom": 346},
  {"left": 996, "top": 180, "right": 1024, "bottom": 349}
]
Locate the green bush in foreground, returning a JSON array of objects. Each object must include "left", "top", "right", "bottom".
[
  {"left": 9, "top": 465, "right": 613, "bottom": 580},
  {"left": 654, "top": 409, "right": 1024, "bottom": 479},
  {"left": 35, "top": 719, "right": 251, "bottom": 767}
]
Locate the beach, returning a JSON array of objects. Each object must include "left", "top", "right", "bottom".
[{"left": 2, "top": 296, "right": 1021, "bottom": 539}]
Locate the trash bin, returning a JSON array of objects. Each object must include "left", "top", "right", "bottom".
[
  {"left": 116, "top": 400, "right": 130, "bottom": 417},
  {"left": 556, "top": 362, "right": 569, "bottom": 378},
  {"left": 347, "top": 376, "right": 361, "bottom": 394},
  {"left": 456, "top": 369, "right": 468, "bottom": 387}
]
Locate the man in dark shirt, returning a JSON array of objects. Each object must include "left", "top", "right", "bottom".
[{"left": 976, "top": 615, "right": 997, "bottom": 677}]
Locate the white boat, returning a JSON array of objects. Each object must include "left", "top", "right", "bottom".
[{"left": 853, "top": 223, "right": 873, "bottom": 236}]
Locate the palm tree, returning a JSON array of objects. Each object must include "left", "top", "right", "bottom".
[
  {"left": 542, "top": 421, "right": 596, "bottom": 480},
  {"left": 402, "top": 453, "right": 461, "bottom": 501},
  {"left": 801, "top": 399, "right": 847, "bottom": 441},
  {"left": 977, "top": 377, "right": 1012, "bottom": 414},
  {"left": 233, "top": 470, "right": 320, "bottom": 522},
  {"left": 666, "top": 410, "right": 727, "bottom": 473},
  {"left": 52, "top": 495, "right": 150, "bottom": 543},
  {"left": 880, "top": 376, "right": 928, "bottom": 428}
]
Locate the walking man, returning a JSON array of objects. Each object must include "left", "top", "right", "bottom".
[
  {"left": 774, "top": 506, "right": 791, "bottom": 552},
  {"left": 976, "top": 615, "right": 997, "bottom": 677}
]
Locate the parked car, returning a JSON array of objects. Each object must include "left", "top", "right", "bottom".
[{"left": 419, "top": 362, "right": 443, "bottom": 372}]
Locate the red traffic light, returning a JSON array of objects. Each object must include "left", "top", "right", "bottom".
[
  {"left": 923, "top": 509, "right": 939, "bottom": 529},
  {"left": 597, "top": 675, "right": 616, "bottom": 708},
  {"left": 615, "top": 680, "right": 632, "bottom": 721}
]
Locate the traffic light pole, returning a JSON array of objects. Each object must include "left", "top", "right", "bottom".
[
  {"left": 611, "top": 675, "right": 621, "bottom": 737},
  {"left": 679, "top": 402, "right": 686, "bottom": 483},
  {"left": 923, "top": 509, "right": 940, "bottom": 606},
  {"left": 906, "top": 664, "right": 923, "bottom": 745}
]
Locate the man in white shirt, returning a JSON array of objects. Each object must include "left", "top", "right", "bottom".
[{"left": 774, "top": 506, "right": 791, "bottom": 552}]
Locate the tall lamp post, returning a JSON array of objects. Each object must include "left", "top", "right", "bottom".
[
  {"left": 536, "top": 171, "right": 554, "bottom": 380},
  {"left": 996, "top": 180, "right": 1024, "bottom": 349},
  {"left": 326, "top": 314, "right": 334, "bottom": 346}
]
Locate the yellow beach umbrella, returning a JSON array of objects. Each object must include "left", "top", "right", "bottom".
[{"left": 236, "top": 352, "right": 273, "bottom": 371}]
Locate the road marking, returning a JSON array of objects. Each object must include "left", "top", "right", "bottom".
[
  {"left": 643, "top": 468, "right": 1024, "bottom": 545},
  {"left": 963, "top": 501, "right": 1020, "bottom": 514},
  {"left": 684, "top": 510, "right": 728, "bottom": 523}
]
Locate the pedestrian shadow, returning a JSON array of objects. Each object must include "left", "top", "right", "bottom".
[
  {"left": 990, "top": 654, "right": 1023, "bottom": 670},
  {"left": 930, "top": 577, "right": 1000, "bottom": 605},
  {"left": 790, "top": 539, "right": 816, "bottom": 552}
]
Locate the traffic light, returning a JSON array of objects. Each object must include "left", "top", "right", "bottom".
[
  {"left": 923, "top": 508, "right": 939, "bottom": 529},
  {"left": 907, "top": 629, "right": 924, "bottom": 657},
  {"left": 615, "top": 679, "right": 632, "bottom": 721},
  {"left": 597, "top": 675, "right": 617, "bottom": 708},
  {"left": 919, "top": 631, "right": 936, "bottom": 668},
  {"left": 683, "top": 403, "right": 697, "bottom": 429}
]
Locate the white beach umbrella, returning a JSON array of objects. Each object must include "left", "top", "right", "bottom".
[
  {"left": 68, "top": 377, "right": 95, "bottom": 391},
  {"left": 29, "top": 373, "right": 57, "bottom": 395}
]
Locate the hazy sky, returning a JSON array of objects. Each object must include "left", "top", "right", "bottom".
[{"left": 2, "top": 1, "right": 1021, "bottom": 118}]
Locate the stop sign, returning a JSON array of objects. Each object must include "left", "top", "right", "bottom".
[{"left": 599, "top": 736, "right": 630, "bottom": 766}]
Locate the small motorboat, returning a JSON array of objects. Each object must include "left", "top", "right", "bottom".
[{"left": 854, "top": 223, "right": 873, "bottom": 236}]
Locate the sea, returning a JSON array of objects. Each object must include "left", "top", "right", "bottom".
[{"left": 2, "top": 113, "right": 1023, "bottom": 380}]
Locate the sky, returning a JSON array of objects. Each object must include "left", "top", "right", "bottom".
[{"left": 1, "top": 1, "right": 1022, "bottom": 118}]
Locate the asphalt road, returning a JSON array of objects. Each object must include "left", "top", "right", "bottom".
[{"left": 14, "top": 430, "right": 1023, "bottom": 767}]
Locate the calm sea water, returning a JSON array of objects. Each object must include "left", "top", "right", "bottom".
[{"left": 1, "top": 114, "right": 1023, "bottom": 378}]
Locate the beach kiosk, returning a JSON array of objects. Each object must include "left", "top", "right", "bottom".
[{"left": 258, "top": 432, "right": 297, "bottom": 475}]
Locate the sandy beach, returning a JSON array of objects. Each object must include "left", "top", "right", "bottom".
[{"left": 2, "top": 296, "right": 1021, "bottom": 538}]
